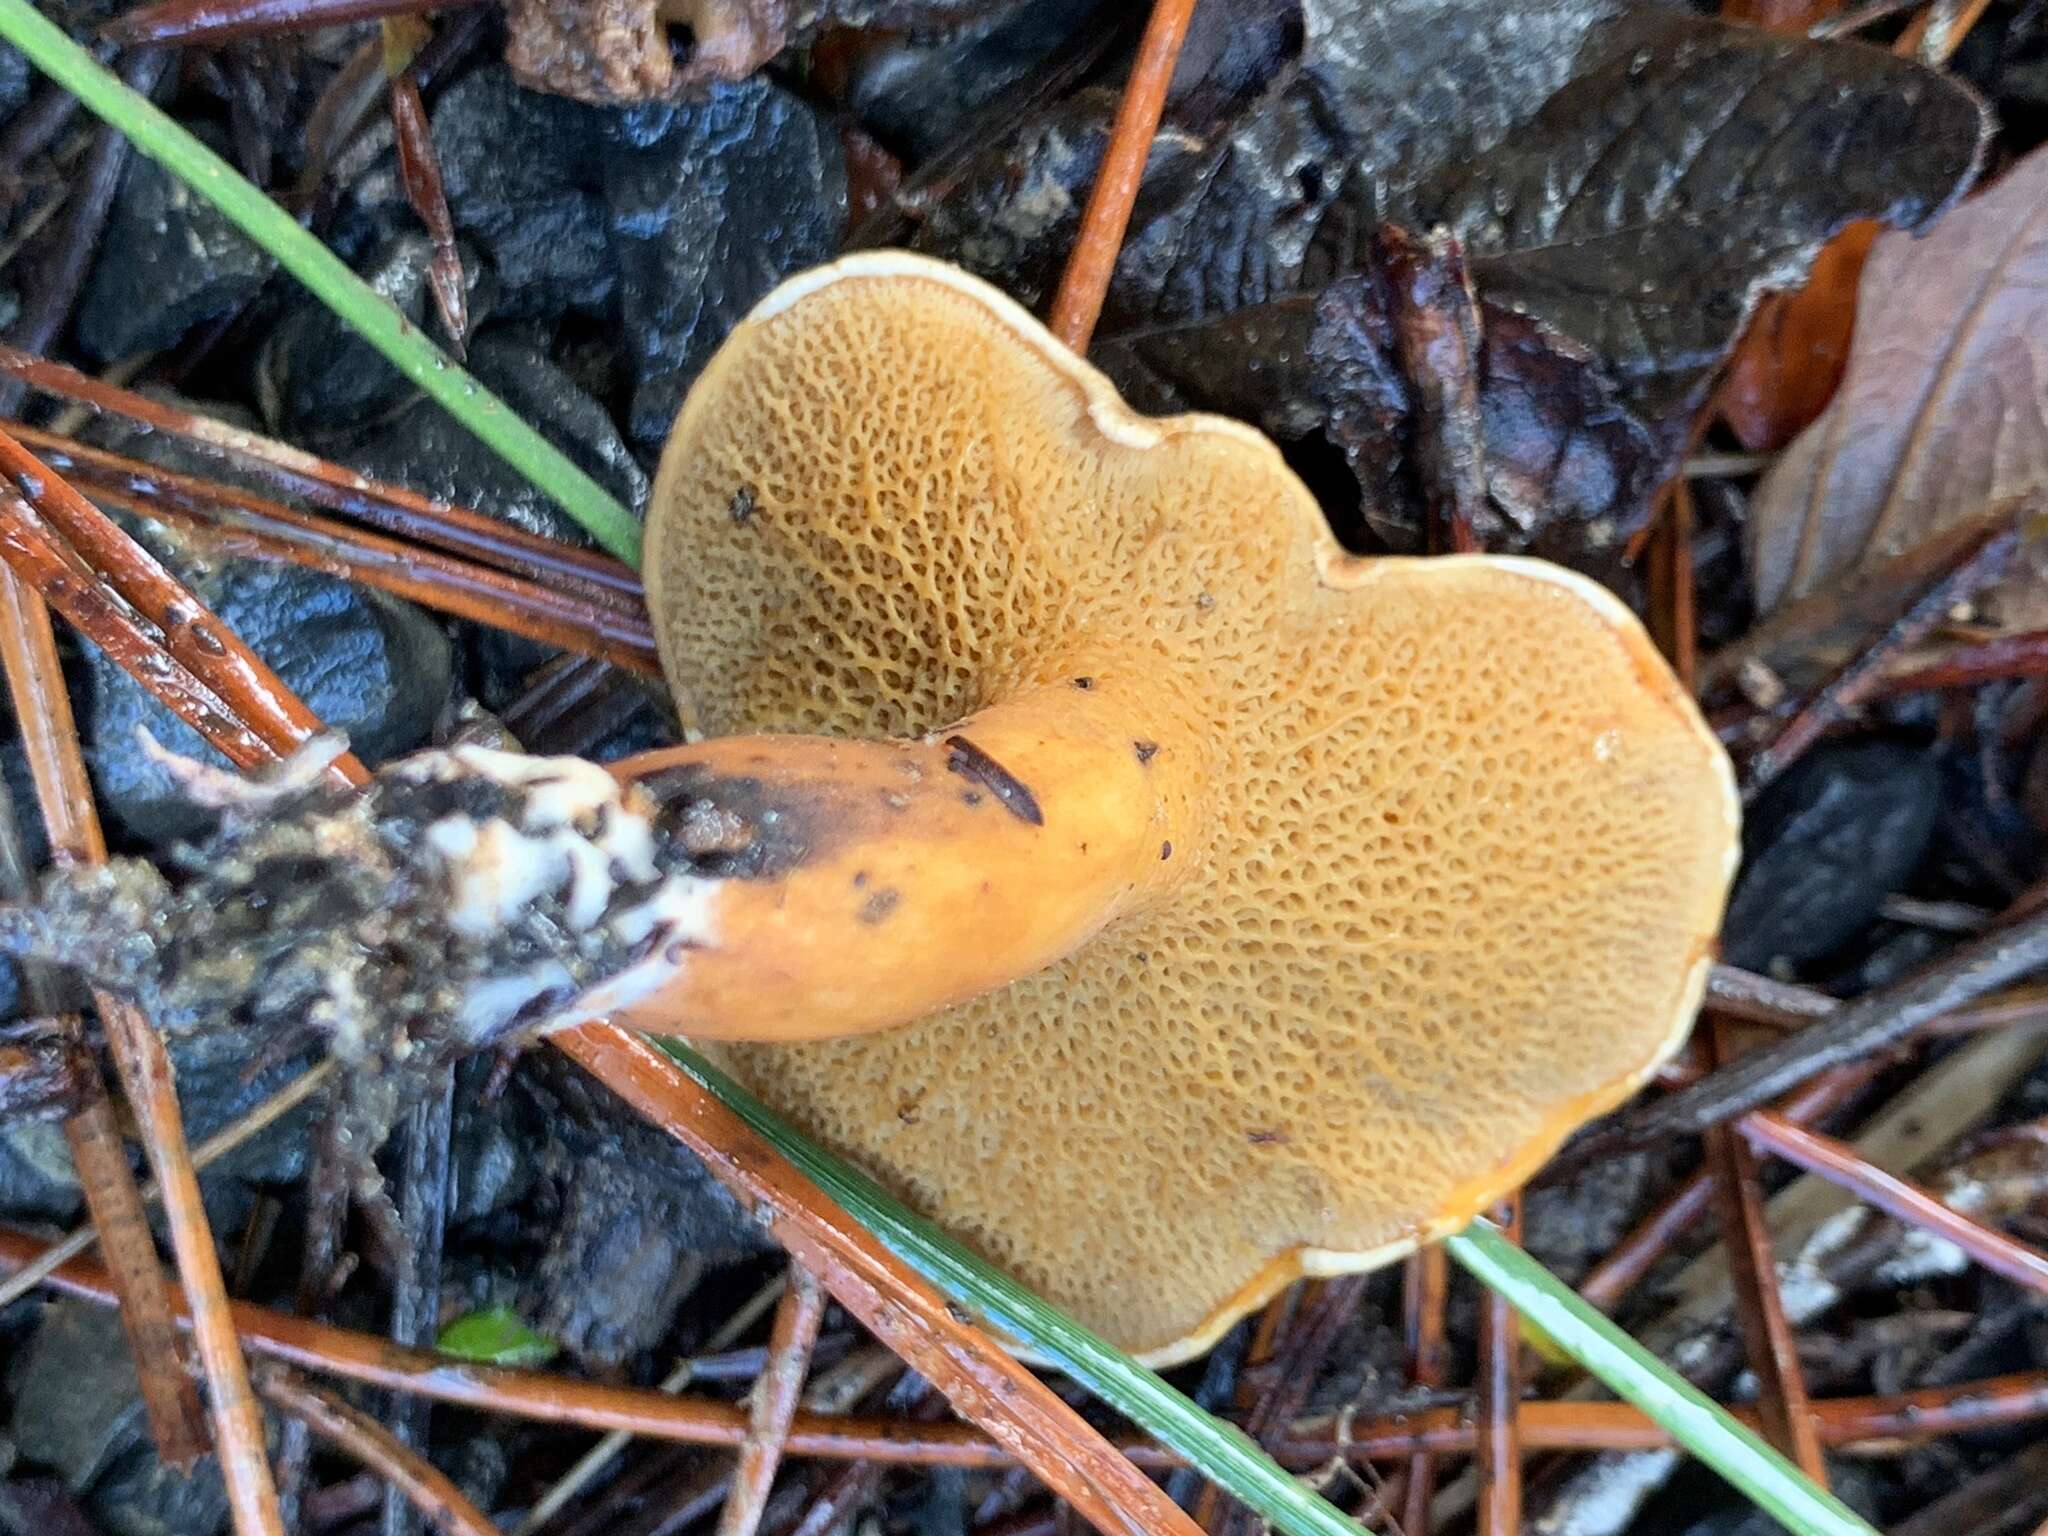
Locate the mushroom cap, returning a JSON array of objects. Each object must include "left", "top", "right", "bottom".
[{"left": 646, "top": 252, "right": 1739, "bottom": 1363}]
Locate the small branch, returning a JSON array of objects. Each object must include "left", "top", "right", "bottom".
[
  {"left": 1575, "top": 1062, "right": 1877, "bottom": 1314},
  {"left": 0, "top": 49, "right": 169, "bottom": 414},
  {"left": 387, "top": 70, "right": 468, "bottom": 357},
  {"left": 1400, "top": 1246, "right": 1447, "bottom": 1535},
  {"left": 552, "top": 1024, "right": 1206, "bottom": 1536},
  {"left": 0, "top": 488, "right": 286, "bottom": 770},
  {"left": 1651, "top": 479, "right": 1698, "bottom": 690},
  {"left": 1744, "top": 515, "right": 2019, "bottom": 798},
  {"left": 105, "top": 0, "right": 484, "bottom": 47},
  {"left": 54, "top": 1055, "right": 215, "bottom": 1459},
  {"left": 9, "top": 1221, "right": 2048, "bottom": 1463},
  {"left": 14, "top": 424, "right": 658, "bottom": 672},
  {"left": 257, "top": 1369, "right": 499, "bottom": 1536},
  {"left": 513, "top": 1278, "right": 789, "bottom": 1536},
  {"left": 1742, "top": 1111, "right": 2048, "bottom": 1293},
  {"left": 0, "top": 528, "right": 283, "bottom": 1534},
  {"left": 0, "top": 1061, "right": 333, "bottom": 1309},
  {"left": 1706, "top": 1033, "right": 1828, "bottom": 1485},
  {"left": 101, "top": 997, "right": 286, "bottom": 1536},
  {"left": 1046, "top": 0, "right": 1198, "bottom": 352},
  {"left": 0, "top": 423, "right": 369, "bottom": 780},
  {"left": 1475, "top": 1198, "right": 1522, "bottom": 1536},
  {"left": 718, "top": 1266, "right": 829, "bottom": 1536},
  {"left": 384, "top": 1071, "right": 455, "bottom": 1536},
  {"left": 1589, "top": 904, "right": 2048, "bottom": 1153},
  {"left": 0, "top": 349, "right": 637, "bottom": 598},
  {"left": 0, "top": 3, "right": 642, "bottom": 560}
]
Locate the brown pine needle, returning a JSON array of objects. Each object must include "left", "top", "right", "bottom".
[
  {"left": 717, "top": 1266, "right": 829, "bottom": 1536},
  {"left": 258, "top": 1369, "right": 500, "bottom": 1536},
  {"left": 1046, "top": 0, "right": 1198, "bottom": 352},
  {"left": 0, "top": 548, "right": 284, "bottom": 1533}
]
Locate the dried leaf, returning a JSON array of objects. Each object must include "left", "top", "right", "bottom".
[
  {"left": 1716, "top": 218, "right": 1877, "bottom": 453},
  {"left": 1749, "top": 147, "right": 2048, "bottom": 627}
]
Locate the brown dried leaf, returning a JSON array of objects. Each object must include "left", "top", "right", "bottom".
[
  {"left": 1749, "top": 147, "right": 2048, "bottom": 627},
  {"left": 1716, "top": 219, "right": 1876, "bottom": 454}
]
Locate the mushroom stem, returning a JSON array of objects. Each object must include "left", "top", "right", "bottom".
[{"left": 615, "top": 676, "right": 1204, "bottom": 1041}]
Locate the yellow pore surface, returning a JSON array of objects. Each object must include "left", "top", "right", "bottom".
[{"left": 647, "top": 254, "right": 1738, "bottom": 1363}]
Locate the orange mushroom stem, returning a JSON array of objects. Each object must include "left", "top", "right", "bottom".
[{"left": 620, "top": 672, "right": 1203, "bottom": 1040}]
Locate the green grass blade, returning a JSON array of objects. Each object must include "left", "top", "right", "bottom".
[
  {"left": 0, "top": 0, "right": 644, "bottom": 566},
  {"left": 1445, "top": 1220, "right": 1875, "bottom": 1536},
  {"left": 650, "top": 1036, "right": 1369, "bottom": 1536}
]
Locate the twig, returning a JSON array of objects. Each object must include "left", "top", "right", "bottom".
[
  {"left": 0, "top": 1061, "right": 333, "bottom": 1309},
  {"left": 0, "top": 759, "right": 209, "bottom": 1460},
  {"left": 1873, "top": 629, "right": 2048, "bottom": 696},
  {"left": 10, "top": 1221, "right": 2048, "bottom": 1463},
  {"left": 514, "top": 1279, "right": 790, "bottom": 1536},
  {"left": 385, "top": 1070, "right": 455, "bottom": 1536},
  {"left": 0, "top": 74, "right": 87, "bottom": 190},
  {"left": 1652, "top": 479, "right": 1698, "bottom": 690},
  {"left": 0, "top": 3, "right": 642, "bottom": 559},
  {"left": 1576, "top": 1063, "right": 1878, "bottom": 1315},
  {"left": 0, "top": 422, "right": 370, "bottom": 779},
  {"left": 386, "top": 66, "right": 467, "bottom": 356},
  {"left": 1705, "top": 1023, "right": 1827, "bottom": 1484},
  {"left": 1742, "top": 1111, "right": 2048, "bottom": 1293},
  {"left": 28, "top": 434, "right": 659, "bottom": 671},
  {"left": 553, "top": 1025, "right": 1204, "bottom": 1536},
  {"left": 1045, "top": 0, "right": 1198, "bottom": 351},
  {"left": 1214, "top": 1278, "right": 1368, "bottom": 1536},
  {"left": 1810, "top": 0, "right": 1920, "bottom": 35},
  {"left": 0, "top": 487, "right": 287, "bottom": 770},
  {"left": 52, "top": 1052, "right": 215, "bottom": 1457},
  {"left": 1590, "top": 904, "right": 2048, "bottom": 1153},
  {"left": 0, "top": 544, "right": 284, "bottom": 1533},
  {"left": 12, "top": 425, "right": 657, "bottom": 669},
  {"left": 1475, "top": 1198, "right": 1522, "bottom": 1536},
  {"left": 1744, "top": 516, "right": 2019, "bottom": 798},
  {"left": 1400, "top": 1247, "right": 1447, "bottom": 1535},
  {"left": 0, "top": 350, "right": 638, "bottom": 597},
  {"left": 1895, "top": 0, "right": 1996, "bottom": 61},
  {"left": 257, "top": 1369, "right": 500, "bottom": 1536},
  {"left": 718, "top": 1266, "right": 829, "bottom": 1536}
]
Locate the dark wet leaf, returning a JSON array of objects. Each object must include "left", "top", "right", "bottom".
[
  {"left": 1750, "top": 146, "right": 2048, "bottom": 630},
  {"left": 929, "top": 0, "right": 1985, "bottom": 561},
  {"left": 1722, "top": 740, "right": 1941, "bottom": 972},
  {"left": 1099, "top": 239, "right": 1664, "bottom": 561}
]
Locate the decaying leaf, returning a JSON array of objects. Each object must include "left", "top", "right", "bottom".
[
  {"left": 505, "top": 0, "right": 1012, "bottom": 104},
  {"left": 1099, "top": 233, "right": 1665, "bottom": 563},
  {"left": 1749, "top": 146, "right": 2048, "bottom": 627},
  {"left": 925, "top": 0, "right": 1985, "bottom": 562},
  {"left": 1717, "top": 219, "right": 1878, "bottom": 454}
]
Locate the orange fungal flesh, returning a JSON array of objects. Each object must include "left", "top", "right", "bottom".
[{"left": 634, "top": 253, "right": 1739, "bottom": 1364}]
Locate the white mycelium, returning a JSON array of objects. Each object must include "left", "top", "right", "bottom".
[{"left": 395, "top": 746, "right": 719, "bottom": 1035}]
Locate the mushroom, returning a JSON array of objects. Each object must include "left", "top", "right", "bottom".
[
  {"left": 613, "top": 252, "right": 1740, "bottom": 1361},
  {"left": 0, "top": 252, "right": 1738, "bottom": 1365}
]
